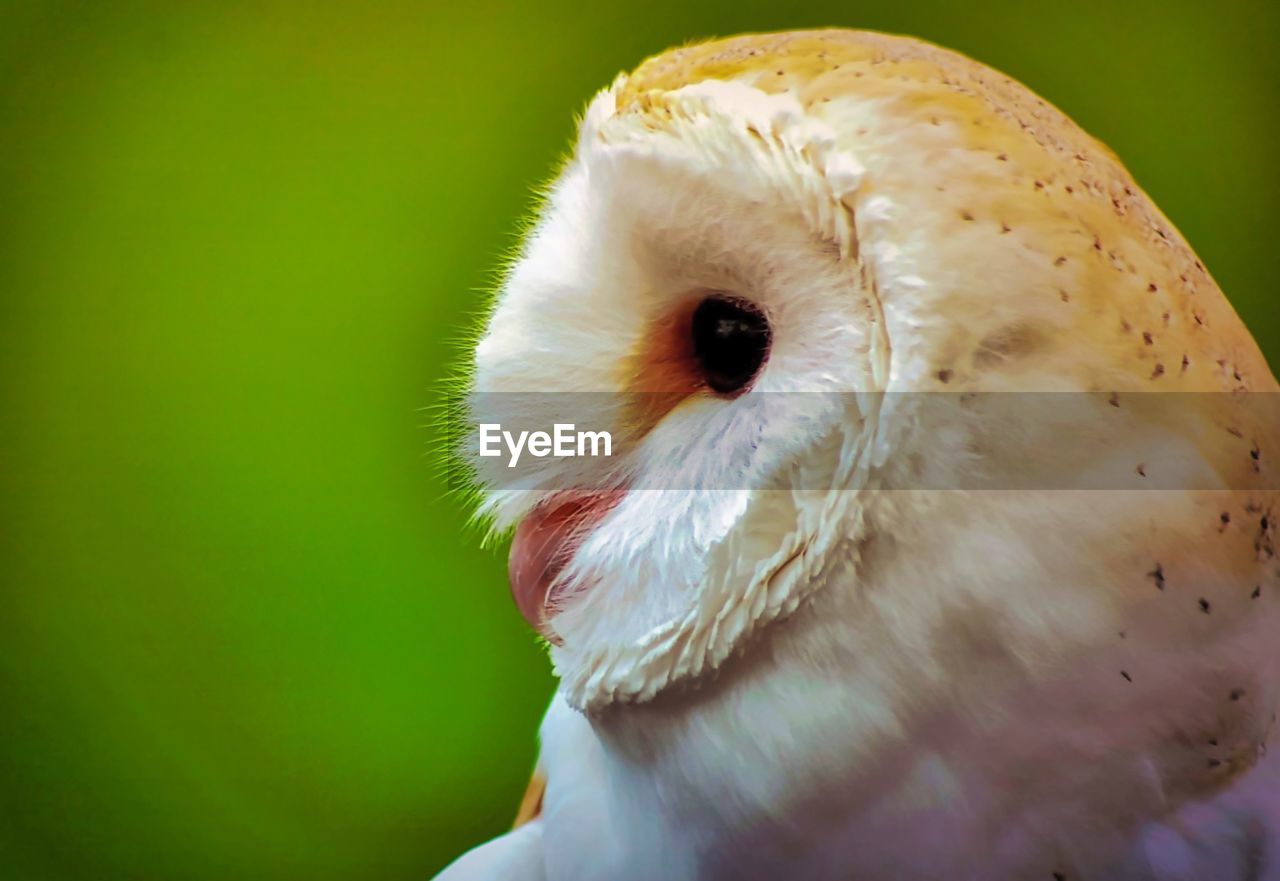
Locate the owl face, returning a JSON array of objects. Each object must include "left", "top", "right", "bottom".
[
  {"left": 468, "top": 31, "right": 1275, "bottom": 713},
  {"left": 472, "top": 77, "right": 885, "bottom": 711}
]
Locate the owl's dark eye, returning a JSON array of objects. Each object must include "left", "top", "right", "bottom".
[{"left": 690, "top": 295, "right": 771, "bottom": 396}]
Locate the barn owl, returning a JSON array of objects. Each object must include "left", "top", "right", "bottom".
[{"left": 439, "top": 29, "right": 1279, "bottom": 881}]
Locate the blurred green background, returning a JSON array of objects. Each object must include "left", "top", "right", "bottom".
[{"left": 0, "top": 1, "right": 1275, "bottom": 878}]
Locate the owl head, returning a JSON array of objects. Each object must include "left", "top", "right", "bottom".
[{"left": 467, "top": 30, "right": 1276, "bottom": 715}]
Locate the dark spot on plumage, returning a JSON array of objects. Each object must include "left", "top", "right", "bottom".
[
  {"left": 1230, "top": 689, "right": 1245, "bottom": 701},
  {"left": 1058, "top": 289, "right": 1070, "bottom": 303},
  {"left": 1148, "top": 564, "right": 1165, "bottom": 590},
  {"left": 1053, "top": 255, "right": 1067, "bottom": 265},
  {"left": 1000, "top": 222, "right": 1011, "bottom": 234},
  {"left": 973, "top": 324, "right": 1043, "bottom": 369},
  {"left": 937, "top": 368, "right": 954, "bottom": 384},
  {"left": 996, "top": 153, "right": 1008, "bottom": 161},
  {"left": 1199, "top": 598, "right": 1211, "bottom": 614},
  {"left": 1221, "top": 511, "right": 1231, "bottom": 529},
  {"left": 1209, "top": 738, "right": 1219, "bottom": 746},
  {"left": 1181, "top": 354, "right": 1190, "bottom": 372},
  {"left": 1121, "top": 670, "right": 1133, "bottom": 682},
  {"left": 1252, "top": 586, "right": 1262, "bottom": 600},
  {"left": 1258, "top": 515, "right": 1275, "bottom": 560},
  {"left": 1109, "top": 392, "right": 1121, "bottom": 408},
  {"left": 1143, "top": 331, "right": 1154, "bottom": 345},
  {"left": 1054, "top": 872, "right": 1067, "bottom": 881},
  {"left": 1227, "top": 426, "right": 1244, "bottom": 439},
  {"left": 1136, "top": 464, "right": 1146, "bottom": 477},
  {"left": 1147, "top": 283, "right": 1158, "bottom": 293},
  {"left": 960, "top": 210, "right": 975, "bottom": 221},
  {"left": 1151, "top": 363, "right": 1165, "bottom": 379},
  {"left": 1208, "top": 759, "right": 1222, "bottom": 769}
]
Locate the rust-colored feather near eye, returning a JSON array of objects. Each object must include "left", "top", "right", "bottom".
[
  {"left": 512, "top": 770, "right": 547, "bottom": 829},
  {"left": 617, "top": 296, "right": 705, "bottom": 441}
]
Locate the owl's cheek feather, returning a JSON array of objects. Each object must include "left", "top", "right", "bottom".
[
  {"left": 506, "top": 303, "right": 707, "bottom": 638},
  {"left": 508, "top": 490, "right": 627, "bottom": 639}
]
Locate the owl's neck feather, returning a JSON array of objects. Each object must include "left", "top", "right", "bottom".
[{"left": 539, "top": 487, "right": 1280, "bottom": 880}]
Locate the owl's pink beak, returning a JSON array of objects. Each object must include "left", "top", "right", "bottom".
[{"left": 508, "top": 490, "right": 626, "bottom": 640}]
